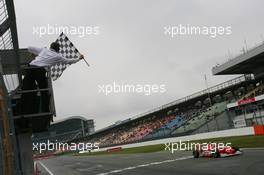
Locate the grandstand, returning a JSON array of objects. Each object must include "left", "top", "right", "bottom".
[
  {"left": 32, "top": 116, "right": 95, "bottom": 144},
  {"left": 69, "top": 43, "right": 264, "bottom": 149},
  {"left": 74, "top": 73, "right": 264, "bottom": 148},
  {"left": 30, "top": 40, "right": 264, "bottom": 173},
  {"left": 32, "top": 39, "right": 264, "bottom": 173},
  {"left": 1, "top": 0, "right": 263, "bottom": 174}
]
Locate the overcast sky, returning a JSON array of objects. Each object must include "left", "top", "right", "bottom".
[{"left": 14, "top": 0, "right": 264, "bottom": 130}]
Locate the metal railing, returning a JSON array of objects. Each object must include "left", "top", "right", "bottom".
[
  {"left": 0, "top": 0, "right": 8, "bottom": 26},
  {"left": 0, "top": 1, "right": 19, "bottom": 174},
  {"left": 11, "top": 66, "right": 56, "bottom": 119}
]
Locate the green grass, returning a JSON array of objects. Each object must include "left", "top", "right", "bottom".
[{"left": 75, "top": 135, "right": 264, "bottom": 156}]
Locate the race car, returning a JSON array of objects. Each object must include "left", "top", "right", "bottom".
[{"left": 192, "top": 143, "right": 242, "bottom": 158}]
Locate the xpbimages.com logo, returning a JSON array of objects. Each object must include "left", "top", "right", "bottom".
[
  {"left": 32, "top": 24, "right": 100, "bottom": 37},
  {"left": 98, "top": 82, "right": 166, "bottom": 96},
  {"left": 33, "top": 140, "right": 100, "bottom": 153},
  {"left": 164, "top": 141, "right": 232, "bottom": 154},
  {"left": 164, "top": 24, "right": 232, "bottom": 38}
]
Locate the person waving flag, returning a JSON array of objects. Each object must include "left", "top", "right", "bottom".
[
  {"left": 50, "top": 33, "right": 88, "bottom": 80},
  {"left": 22, "top": 33, "right": 87, "bottom": 114}
]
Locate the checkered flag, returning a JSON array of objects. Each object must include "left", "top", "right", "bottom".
[{"left": 50, "top": 33, "right": 81, "bottom": 81}]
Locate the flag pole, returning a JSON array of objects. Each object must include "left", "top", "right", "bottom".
[{"left": 83, "top": 58, "right": 90, "bottom": 67}]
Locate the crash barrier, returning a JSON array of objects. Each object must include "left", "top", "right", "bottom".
[
  {"left": 93, "top": 126, "right": 255, "bottom": 152},
  {"left": 107, "top": 147, "right": 122, "bottom": 153},
  {"left": 253, "top": 125, "right": 264, "bottom": 135},
  {"left": 33, "top": 152, "right": 55, "bottom": 161}
]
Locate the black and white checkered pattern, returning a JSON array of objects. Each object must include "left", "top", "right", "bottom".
[{"left": 50, "top": 33, "right": 81, "bottom": 81}]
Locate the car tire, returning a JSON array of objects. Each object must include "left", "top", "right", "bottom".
[
  {"left": 213, "top": 151, "right": 220, "bottom": 158},
  {"left": 193, "top": 150, "right": 199, "bottom": 158},
  {"left": 232, "top": 146, "right": 239, "bottom": 151}
]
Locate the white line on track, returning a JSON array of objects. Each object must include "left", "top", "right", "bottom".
[
  {"left": 38, "top": 161, "right": 54, "bottom": 175},
  {"left": 97, "top": 156, "right": 193, "bottom": 175}
]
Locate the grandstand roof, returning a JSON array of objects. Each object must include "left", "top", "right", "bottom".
[
  {"left": 52, "top": 116, "right": 91, "bottom": 124},
  {"left": 212, "top": 42, "right": 264, "bottom": 75}
]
